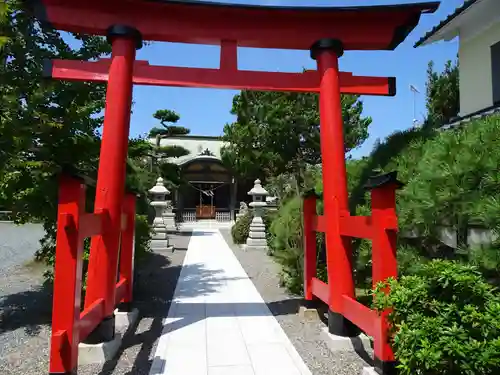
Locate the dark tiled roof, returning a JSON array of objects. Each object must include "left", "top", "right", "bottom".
[
  {"left": 441, "top": 103, "right": 500, "bottom": 130},
  {"left": 414, "top": 0, "right": 478, "bottom": 47}
]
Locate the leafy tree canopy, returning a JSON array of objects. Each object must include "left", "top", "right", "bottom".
[
  {"left": 147, "top": 109, "right": 191, "bottom": 188},
  {"left": 0, "top": 1, "right": 112, "bottom": 222},
  {"left": 426, "top": 59, "right": 459, "bottom": 124},
  {"left": 0, "top": 2, "right": 153, "bottom": 269},
  {"left": 0, "top": 0, "right": 11, "bottom": 47},
  {"left": 148, "top": 109, "right": 190, "bottom": 146},
  {"left": 221, "top": 91, "right": 372, "bottom": 180}
]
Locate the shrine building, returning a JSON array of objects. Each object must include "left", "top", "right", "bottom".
[{"left": 152, "top": 135, "right": 253, "bottom": 222}]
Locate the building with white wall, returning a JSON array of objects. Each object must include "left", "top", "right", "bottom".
[{"left": 416, "top": 0, "right": 500, "bottom": 126}]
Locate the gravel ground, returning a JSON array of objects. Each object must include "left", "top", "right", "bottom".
[
  {"left": 219, "top": 229, "right": 372, "bottom": 375},
  {"left": 0, "top": 230, "right": 191, "bottom": 375},
  {"left": 1, "top": 226, "right": 370, "bottom": 375},
  {"left": 0, "top": 222, "right": 50, "bottom": 374},
  {"left": 0, "top": 222, "right": 44, "bottom": 274},
  {"left": 0, "top": 261, "right": 52, "bottom": 375}
]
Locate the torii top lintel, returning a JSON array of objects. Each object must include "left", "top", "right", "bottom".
[{"left": 30, "top": 0, "right": 439, "bottom": 51}]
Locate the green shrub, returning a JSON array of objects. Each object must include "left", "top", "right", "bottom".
[
  {"left": 134, "top": 214, "right": 153, "bottom": 261},
  {"left": 269, "top": 196, "right": 304, "bottom": 293},
  {"left": 468, "top": 242, "right": 500, "bottom": 285},
  {"left": 396, "top": 242, "right": 428, "bottom": 275},
  {"left": 231, "top": 209, "right": 275, "bottom": 246},
  {"left": 396, "top": 115, "right": 500, "bottom": 241},
  {"left": 231, "top": 210, "right": 253, "bottom": 244},
  {"left": 373, "top": 260, "right": 500, "bottom": 375}
]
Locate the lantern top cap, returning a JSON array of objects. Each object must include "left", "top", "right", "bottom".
[
  {"left": 149, "top": 177, "right": 170, "bottom": 195},
  {"left": 248, "top": 179, "right": 269, "bottom": 196}
]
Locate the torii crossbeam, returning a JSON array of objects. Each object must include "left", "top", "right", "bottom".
[
  {"left": 44, "top": 58, "right": 396, "bottom": 95},
  {"left": 43, "top": 39, "right": 396, "bottom": 95}
]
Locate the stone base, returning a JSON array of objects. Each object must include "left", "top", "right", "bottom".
[
  {"left": 298, "top": 306, "right": 319, "bottom": 321},
  {"left": 244, "top": 245, "right": 268, "bottom": 252},
  {"left": 78, "top": 308, "right": 139, "bottom": 365},
  {"left": 115, "top": 308, "right": 139, "bottom": 332},
  {"left": 78, "top": 335, "right": 122, "bottom": 365},
  {"left": 246, "top": 237, "right": 267, "bottom": 247},
  {"left": 362, "top": 365, "right": 397, "bottom": 375},
  {"left": 163, "top": 213, "right": 176, "bottom": 233},
  {"left": 151, "top": 239, "right": 173, "bottom": 252},
  {"left": 152, "top": 232, "right": 167, "bottom": 240},
  {"left": 320, "top": 327, "right": 373, "bottom": 353}
]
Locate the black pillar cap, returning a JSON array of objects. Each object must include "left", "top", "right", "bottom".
[
  {"left": 302, "top": 189, "right": 322, "bottom": 199},
  {"left": 42, "top": 59, "right": 53, "bottom": 79},
  {"left": 363, "top": 171, "right": 405, "bottom": 191},
  {"left": 26, "top": 0, "right": 52, "bottom": 28},
  {"left": 58, "top": 165, "right": 97, "bottom": 187},
  {"left": 117, "top": 302, "right": 133, "bottom": 312},
  {"left": 310, "top": 38, "right": 344, "bottom": 60},
  {"left": 374, "top": 357, "right": 398, "bottom": 375},
  {"left": 82, "top": 314, "right": 116, "bottom": 344},
  {"left": 125, "top": 185, "right": 142, "bottom": 196},
  {"left": 106, "top": 25, "right": 143, "bottom": 50},
  {"left": 328, "top": 310, "right": 361, "bottom": 337},
  {"left": 388, "top": 77, "right": 397, "bottom": 97},
  {"left": 302, "top": 298, "right": 318, "bottom": 309}
]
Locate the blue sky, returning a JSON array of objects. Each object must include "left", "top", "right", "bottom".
[{"left": 128, "top": 0, "right": 462, "bottom": 158}]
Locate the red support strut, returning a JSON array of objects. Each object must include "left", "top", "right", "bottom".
[
  {"left": 302, "top": 192, "right": 318, "bottom": 306},
  {"left": 311, "top": 39, "right": 358, "bottom": 337},
  {"left": 49, "top": 174, "right": 138, "bottom": 374},
  {"left": 49, "top": 176, "right": 86, "bottom": 374},
  {"left": 84, "top": 25, "right": 142, "bottom": 339},
  {"left": 368, "top": 173, "right": 402, "bottom": 373},
  {"left": 118, "top": 193, "right": 137, "bottom": 307},
  {"left": 301, "top": 171, "right": 403, "bottom": 375}
]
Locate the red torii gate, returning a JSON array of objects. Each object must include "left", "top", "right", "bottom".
[{"left": 28, "top": 1, "right": 439, "bottom": 374}]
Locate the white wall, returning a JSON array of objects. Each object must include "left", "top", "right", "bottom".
[
  {"left": 153, "top": 136, "right": 227, "bottom": 164},
  {"left": 459, "top": 21, "right": 500, "bottom": 116},
  {"left": 403, "top": 226, "right": 497, "bottom": 250}
]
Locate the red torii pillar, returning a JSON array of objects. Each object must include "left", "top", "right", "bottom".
[
  {"left": 83, "top": 25, "right": 142, "bottom": 341},
  {"left": 311, "top": 39, "right": 360, "bottom": 337}
]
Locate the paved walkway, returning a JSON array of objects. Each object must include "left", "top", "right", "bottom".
[{"left": 149, "top": 229, "right": 312, "bottom": 375}]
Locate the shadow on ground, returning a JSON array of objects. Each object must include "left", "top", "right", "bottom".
[
  {"left": 0, "top": 282, "right": 52, "bottom": 336},
  {"left": 0, "top": 230, "right": 303, "bottom": 375},
  {"left": 98, "top": 235, "right": 300, "bottom": 375}
]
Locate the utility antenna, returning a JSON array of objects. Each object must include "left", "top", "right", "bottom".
[{"left": 409, "top": 84, "right": 420, "bottom": 126}]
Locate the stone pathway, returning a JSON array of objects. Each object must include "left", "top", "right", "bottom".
[{"left": 150, "top": 229, "right": 312, "bottom": 375}]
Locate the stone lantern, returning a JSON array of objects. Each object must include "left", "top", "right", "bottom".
[
  {"left": 149, "top": 177, "right": 173, "bottom": 251},
  {"left": 162, "top": 190, "right": 176, "bottom": 233},
  {"left": 245, "top": 179, "right": 269, "bottom": 251}
]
